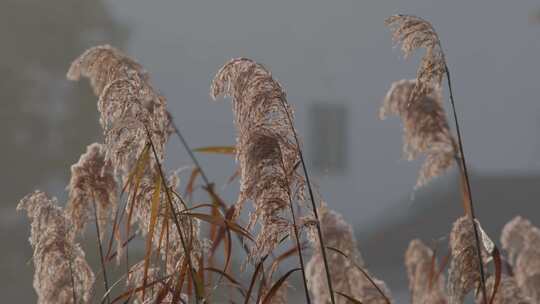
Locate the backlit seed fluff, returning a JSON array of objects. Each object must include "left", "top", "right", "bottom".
[
  {"left": 447, "top": 216, "right": 492, "bottom": 304},
  {"left": 211, "top": 58, "right": 304, "bottom": 260},
  {"left": 67, "top": 45, "right": 171, "bottom": 176},
  {"left": 475, "top": 275, "right": 532, "bottom": 304},
  {"left": 500, "top": 217, "right": 540, "bottom": 302},
  {"left": 380, "top": 79, "right": 456, "bottom": 188},
  {"left": 66, "top": 142, "right": 117, "bottom": 235},
  {"left": 306, "top": 205, "right": 392, "bottom": 304},
  {"left": 405, "top": 239, "right": 447, "bottom": 304},
  {"left": 17, "top": 191, "right": 95, "bottom": 304},
  {"left": 385, "top": 15, "right": 447, "bottom": 103}
]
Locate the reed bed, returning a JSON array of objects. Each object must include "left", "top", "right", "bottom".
[{"left": 16, "top": 14, "right": 539, "bottom": 304}]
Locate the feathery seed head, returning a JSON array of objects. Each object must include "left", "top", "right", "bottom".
[
  {"left": 385, "top": 15, "right": 447, "bottom": 103},
  {"left": 475, "top": 275, "right": 532, "bottom": 304},
  {"left": 211, "top": 58, "right": 303, "bottom": 260},
  {"left": 17, "top": 191, "right": 95, "bottom": 304},
  {"left": 447, "top": 216, "right": 492, "bottom": 304},
  {"left": 68, "top": 45, "right": 171, "bottom": 176},
  {"left": 307, "top": 204, "right": 362, "bottom": 260},
  {"left": 501, "top": 216, "right": 540, "bottom": 301},
  {"left": 405, "top": 239, "right": 447, "bottom": 304},
  {"left": 67, "top": 45, "right": 146, "bottom": 96},
  {"left": 501, "top": 216, "right": 537, "bottom": 263},
  {"left": 306, "top": 205, "right": 392, "bottom": 303},
  {"left": 381, "top": 79, "right": 456, "bottom": 188},
  {"left": 66, "top": 142, "right": 117, "bottom": 235}
]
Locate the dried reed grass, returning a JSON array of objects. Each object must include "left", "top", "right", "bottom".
[
  {"left": 68, "top": 45, "right": 204, "bottom": 302},
  {"left": 17, "top": 191, "right": 95, "bottom": 304},
  {"left": 66, "top": 142, "right": 117, "bottom": 236},
  {"left": 211, "top": 57, "right": 316, "bottom": 303},
  {"left": 211, "top": 57, "right": 304, "bottom": 260},
  {"left": 501, "top": 217, "right": 540, "bottom": 302},
  {"left": 127, "top": 172, "right": 203, "bottom": 275},
  {"left": 306, "top": 205, "right": 392, "bottom": 304},
  {"left": 385, "top": 15, "right": 446, "bottom": 104},
  {"left": 405, "top": 239, "right": 447, "bottom": 304},
  {"left": 67, "top": 45, "right": 171, "bottom": 176},
  {"left": 447, "top": 217, "right": 493, "bottom": 304},
  {"left": 380, "top": 79, "right": 456, "bottom": 188},
  {"left": 475, "top": 275, "right": 532, "bottom": 304},
  {"left": 385, "top": 14, "right": 489, "bottom": 302},
  {"left": 14, "top": 32, "right": 540, "bottom": 304}
]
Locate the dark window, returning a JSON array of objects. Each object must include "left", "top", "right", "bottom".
[{"left": 308, "top": 102, "right": 348, "bottom": 174}]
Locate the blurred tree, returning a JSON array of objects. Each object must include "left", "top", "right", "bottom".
[
  {"left": 0, "top": 0, "right": 128, "bottom": 205},
  {"left": 0, "top": 0, "right": 128, "bottom": 302}
]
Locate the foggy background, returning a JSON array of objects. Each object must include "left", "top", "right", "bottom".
[{"left": 2, "top": 0, "right": 540, "bottom": 302}]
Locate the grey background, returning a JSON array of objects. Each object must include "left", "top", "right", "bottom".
[{"left": 2, "top": 0, "right": 540, "bottom": 302}]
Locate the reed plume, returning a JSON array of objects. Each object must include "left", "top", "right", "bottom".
[
  {"left": 17, "top": 191, "right": 95, "bottom": 304},
  {"left": 475, "top": 275, "right": 532, "bottom": 304},
  {"left": 385, "top": 15, "right": 446, "bottom": 104},
  {"left": 500, "top": 217, "right": 540, "bottom": 302},
  {"left": 306, "top": 205, "right": 392, "bottom": 304},
  {"left": 210, "top": 58, "right": 304, "bottom": 259},
  {"left": 68, "top": 45, "right": 205, "bottom": 300},
  {"left": 447, "top": 216, "right": 493, "bottom": 304},
  {"left": 380, "top": 79, "right": 456, "bottom": 188},
  {"left": 405, "top": 239, "right": 447, "bottom": 304},
  {"left": 385, "top": 15, "right": 489, "bottom": 301},
  {"left": 67, "top": 45, "right": 171, "bottom": 176},
  {"left": 66, "top": 142, "right": 117, "bottom": 236}
]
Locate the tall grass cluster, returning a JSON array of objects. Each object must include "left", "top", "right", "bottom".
[{"left": 17, "top": 15, "right": 540, "bottom": 304}]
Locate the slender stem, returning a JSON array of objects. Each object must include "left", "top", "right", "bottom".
[
  {"left": 68, "top": 258, "right": 77, "bottom": 304},
  {"left": 65, "top": 215, "right": 78, "bottom": 304},
  {"left": 145, "top": 126, "right": 201, "bottom": 303},
  {"left": 169, "top": 112, "right": 311, "bottom": 301},
  {"left": 278, "top": 151, "right": 311, "bottom": 304},
  {"left": 326, "top": 246, "right": 391, "bottom": 304},
  {"left": 445, "top": 65, "right": 487, "bottom": 304},
  {"left": 287, "top": 201, "right": 311, "bottom": 304},
  {"left": 169, "top": 115, "right": 211, "bottom": 186},
  {"left": 105, "top": 145, "right": 149, "bottom": 261},
  {"left": 169, "top": 113, "right": 254, "bottom": 257},
  {"left": 278, "top": 97, "right": 336, "bottom": 304},
  {"left": 92, "top": 198, "right": 111, "bottom": 304}
]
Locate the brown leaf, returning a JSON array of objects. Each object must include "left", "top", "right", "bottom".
[
  {"left": 335, "top": 291, "right": 364, "bottom": 304},
  {"left": 204, "top": 267, "right": 247, "bottom": 297},
  {"left": 184, "top": 167, "right": 201, "bottom": 202},
  {"left": 194, "top": 145, "right": 236, "bottom": 155},
  {"left": 489, "top": 246, "right": 502, "bottom": 304},
  {"left": 245, "top": 256, "right": 267, "bottom": 304},
  {"left": 142, "top": 175, "right": 162, "bottom": 300},
  {"left": 185, "top": 212, "right": 254, "bottom": 242}
]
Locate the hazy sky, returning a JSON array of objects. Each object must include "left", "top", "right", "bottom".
[
  {"left": 4, "top": 0, "right": 540, "bottom": 231},
  {"left": 3, "top": 0, "right": 540, "bottom": 302},
  {"left": 106, "top": 0, "right": 540, "bottom": 229}
]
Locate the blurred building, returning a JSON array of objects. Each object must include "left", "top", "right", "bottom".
[{"left": 357, "top": 171, "right": 540, "bottom": 300}]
